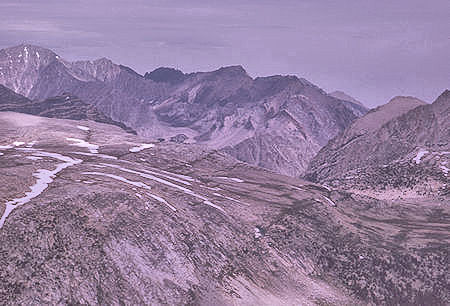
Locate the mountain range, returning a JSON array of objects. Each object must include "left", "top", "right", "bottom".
[{"left": 0, "top": 44, "right": 368, "bottom": 177}]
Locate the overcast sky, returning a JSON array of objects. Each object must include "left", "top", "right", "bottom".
[{"left": 0, "top": 0, "right": 448, "bottom": 107}]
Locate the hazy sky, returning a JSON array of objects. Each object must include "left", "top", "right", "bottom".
[{"left": 0, "top": 0, "right": 448, "bottom": 107}]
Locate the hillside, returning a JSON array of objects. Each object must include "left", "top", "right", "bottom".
[
  {"left": 306, "top": 92, "right": 449, "bottom": 199},
  {"left": 0, "top": 112, "right": 448, "bottom": 304}
]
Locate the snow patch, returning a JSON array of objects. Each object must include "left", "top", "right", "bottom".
[
  {"left": 129, "top": 143, "right": 155, "bottom": 153},
  {"left": 152, "top": 168, "right": 195, "bottom": 182},
  {"left": 316, "top": 196, "right": 336, "bottom": 207},
  {"left": 66, "top": 138, "right": 99, "bottom": 153},
  {"left": 0, "top": 152, "right": 82, "bottom": 228},
  {"left": 141, "top": 168, "right": 192, "bottom": 186},
  {"left": 25, "top": 156, "right": 42, "bottom": 161},
  {"left": 92, "top": 164, "right": 107, "bottom": 168},
  {"left": 147, "top": 193, "right": 177, "bottom": 212},
  {"left": 413, "top": 149, "right": 429, "bottom": 164},
  {"left": 212, "top": 192, "right": 248, "bottom": 206},
  {"left": 82, "top": 172, "right": 152, "bottom": 190},
  {"left": 71, "top": 151, "right": 117, "bottom": 160},
  {"left": 77, "top": 125, "right": 90, "bottom": 131},
  {"left": 254, "top": 227, "right": 262, "bottom": 239},
  {"left": 101, "top": 163, "right": 225, "bottom": 213},
  {"left": 216, "top": 176, "right": 244, "bottom": 183},
  {"left": 26, "top": 141, "right": 36, "bottom": 148},
  {"left": 322, "top": 196, "right": 336, "bottom": 206}
]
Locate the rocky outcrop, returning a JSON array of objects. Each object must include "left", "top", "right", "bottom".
[{"left": 0, "top": 45, "right": 365, "bottom": 177}]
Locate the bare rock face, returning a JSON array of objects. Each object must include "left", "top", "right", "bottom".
[
  {"left": 0, "top": 112, "right": 448, "bottom": 305},
  {"left": 306, "top": 92, "right": 449, "bottom": 198},
  {"left": 0, "top": 45, "right": 366, "bottom": 177},
  {"left": 0, "top": 85, "right": 135, "bottom": 134}
]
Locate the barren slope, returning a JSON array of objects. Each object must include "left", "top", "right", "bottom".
[{"left": 0, "top": 112, "right": 448, "bottom": 305}]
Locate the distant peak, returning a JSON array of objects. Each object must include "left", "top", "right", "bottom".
[
  {"left": 387, "top": 96, "right": 427, "bottom": 105},
  {"left": 93, "top": 57, "right": 113, "bottom": 64},
  {"left": 216, "top": 65, "right": 246, "bottom": 73},
  {"left": 12, "top": 43, "right": 42, "bottom": 50},
  {"left": 263, "top": 74, "right": 300, "bottom": 81},
  {"left": 329, "top": 90, "right": 365, "bottom": 107},
  {"left": 4, "top": 44, "right": 56, "bottom": 55},
  {"left": 437, "top": 89, "right": 450, "bottom": 99},
  {"left": 211, "top": 65, "right": 251, "bottom": 79},
  {"left": 144, "top": 67, "right": 186, "bottom": 84},
  {"left": 431, "top": 89, "right": 450, "bottom": 108},
  {"left": 119, "top": 65, "right": 142, "bottom": 78}
]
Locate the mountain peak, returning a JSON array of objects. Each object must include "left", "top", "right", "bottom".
[
  {"left": 68, "top": 57, "right": 121, "bottom": 82},
  {"left": 0, "top": 44, "right": 61, "bottom": 96},
  {"left": 433, "top": 89, "right": 450, "bottom": 103},
  {"left": 213, "top": 65, "right": 249, "bottom": 78},
  {"left": 329, "top": 90, "right": 365, "bottom": 107},
  {"left": 431, "top": 89, "right": 450, "bottom": 112},
  {"left": 345, "top": 96, "right": 426, "bottom": 136},
  {"left": 2, "top": 44, "right": 57, "bottom": 58},
  {"left": 387, "top": 95, "right": 427, "bottom": 106},
  {"left": 93, "top": 57, "right": 114, "bottom": 64}
]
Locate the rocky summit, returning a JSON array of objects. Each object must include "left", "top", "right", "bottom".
[
  {"left": 0, "top": 112, "right": 448, "bottom": 305},
  {"left": 0, "top": 44, "right": 368, "bottom": 177}
]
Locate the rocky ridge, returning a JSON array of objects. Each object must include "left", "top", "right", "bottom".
[{"left": 0, "top": 84, "right": 135, "bottom": 134}]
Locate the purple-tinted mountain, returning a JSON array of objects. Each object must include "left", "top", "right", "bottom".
[
  {"left": 306, "top": 92, "right": 450, "bottom": 198},
  {"left": 0, "top": 84, "right": 135, "bottom": 134},
  {"left": 0, "top": 44, "right": 365, "bottom": 176}
]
